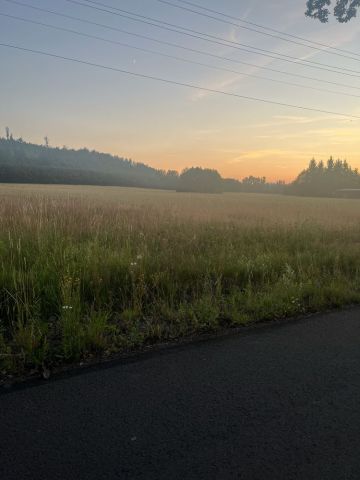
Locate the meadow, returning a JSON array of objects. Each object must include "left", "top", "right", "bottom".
[{"left": 1, "top": 183, "right": 360, "bottom": 377}]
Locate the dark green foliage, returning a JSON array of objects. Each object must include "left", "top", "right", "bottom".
[
  {"left": 289, "top": 157, "right": 360, "bottom": 197},
  {"left": 223, "top": 177, "right": 285, "bottom": 194},
  {"left": 0, "top": 136, "right": 178, "bottom": 190},
  {"left": 0, "top": 134, "right": 285, "bottom": 194},
  {"left": 177, "top": 167, "right": 223, "bottom": 193},
  {"left": 306, "top": 0, "right": 360, "bottom": 22}
]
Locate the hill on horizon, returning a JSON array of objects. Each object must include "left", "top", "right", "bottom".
[
  {"left": 0, "top": 135, "right": 285, "bottom": 194},
  {"left": 0, "top": 136, "right": 180, "bottom": 190}
]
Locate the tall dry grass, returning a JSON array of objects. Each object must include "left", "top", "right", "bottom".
[{"left": 1, "top": 184, "right": 360, "bottom": 375}]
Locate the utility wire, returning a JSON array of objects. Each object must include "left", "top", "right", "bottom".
[
  {"left": 154, "top": 0, "right": 360, "bottom": 62},
  {"left": 79, "top": 0, "right": 360, "bottom": 73},
  {"left": 1, "top": 41, "right": 359, "bottom": 120},
  {"left": 3, "top": 12, "right": 360, "bottom": 100},
  {"left": 64, "top": 0, "right": 360, "bottom": 77},
  {"left": 168, "top": 0, "right": 360, "bottom": 58},
  {"left": 4, "top": 0, "right": 360, "bottom": 91},
  {"left": 5, "top": 0, "right": 360, "bottom": 78}
]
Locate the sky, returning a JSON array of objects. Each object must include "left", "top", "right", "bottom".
[{"left": 1, "top": 0, "right": 360, "bottom": 182}]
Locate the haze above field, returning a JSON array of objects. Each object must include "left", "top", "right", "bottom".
[{"left": 1, "top": 0, "right": 360, "bottom": 181}]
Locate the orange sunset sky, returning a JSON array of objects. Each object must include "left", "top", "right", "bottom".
[{"left": 1, "top": 0, "right": 360, "bottom": 182}]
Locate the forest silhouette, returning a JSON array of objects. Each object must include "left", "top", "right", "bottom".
[{"left": 1, "top": 132, "right": 359, "bottom": 197}]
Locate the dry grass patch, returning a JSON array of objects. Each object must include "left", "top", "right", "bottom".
[{"left": 1, "top": 184, "right": 360, "bottom": 376}]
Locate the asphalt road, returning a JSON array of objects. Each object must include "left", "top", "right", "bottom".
[{"left": 1, "top": 308, "right": 360, "bottom": 480}]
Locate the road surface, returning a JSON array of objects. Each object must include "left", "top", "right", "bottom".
[{"left": 1, "top": 308, "right": 360, "bottom": 479}]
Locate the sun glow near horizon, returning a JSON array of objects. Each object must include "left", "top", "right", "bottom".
[
  {"left": 1, "top": 0, "right": 360, "bottom": 182},
  {"left": 77, "top": 114, "right": 360, "bottom": 183}
]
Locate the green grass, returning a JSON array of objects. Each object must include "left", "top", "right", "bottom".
[{"left": 1, "top": 184, "right": 360, "bottom": 377}]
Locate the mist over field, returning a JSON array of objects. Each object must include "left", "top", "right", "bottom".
[
  {"left": 1, "top": 0, "right": 360, "bottom": 379},
  {"left": 1, "top": 183, "right": 360, "bottom": 376},
  {"left": 3, "top": 2, "right": 360, "bottom": 478}
]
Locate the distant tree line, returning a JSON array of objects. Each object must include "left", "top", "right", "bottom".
[
  {"left": 224, "top": 176, "right": 286, "bottom": 194},
  {"left": 177, "top": 167, "right": 223, "bottom": 193},
  {"left": 0, "top": 131, "right": 285, "bottom": 194},
  {"left": 288, "top": 157, "right": 360, "bottom": 197},
  {"left": 1, "top": 130, "right": 359, "bottom": 197},
  {"left": 0, "top": 131, "right": 179, "bottom": 190}
]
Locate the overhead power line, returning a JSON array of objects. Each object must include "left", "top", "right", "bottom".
[
  {"left": 155, "top": 0, "right": 360, "bottom": 62},
  {"left": 5, "top": 0, "right": 360, "bottom": 78},
  {"left": 3, "top": 12, "right": 360, "bottom": 101},
  {"left": 167, "top": 0, "right": 360, "bottom": 58},
  {"left": 63, "top": 0, "right": 360, "bottom": 78},
  {"left": 1, "top": 42, "right": 359, "bottom": 120},
  {"left": 4, "top": 0, "right": 360, "bottom": 91}
]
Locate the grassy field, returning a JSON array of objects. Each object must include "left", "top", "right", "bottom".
[{"left": 1, "top": 183, "right": 360, "bottom": 377}]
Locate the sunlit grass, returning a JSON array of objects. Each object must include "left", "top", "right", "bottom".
[{"left": 1, "top": 184, "right": 360, "bottom": 376}]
